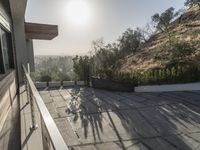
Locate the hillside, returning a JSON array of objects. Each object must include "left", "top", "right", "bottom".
[{"left": 118, "top": 6, "right": 200, "bottom": 72}]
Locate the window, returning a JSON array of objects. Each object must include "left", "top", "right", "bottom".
[{"left": 0, "top": 27, "right": 14, "bottom": 74}]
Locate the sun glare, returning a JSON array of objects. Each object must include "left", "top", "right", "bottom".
[{"left": 66, "top": 0, "right": 90, "bottom": 26}]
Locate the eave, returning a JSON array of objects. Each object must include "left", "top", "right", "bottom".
[{"left": 25, "top": 22, "right": 58, "bottom": 40}]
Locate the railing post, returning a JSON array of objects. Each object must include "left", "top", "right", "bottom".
[{"left": 30, "top": 91, "right": 38, "bottom": 130}]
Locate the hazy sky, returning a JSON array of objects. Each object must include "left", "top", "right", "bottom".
[{"left": 25, "top": 0, "right": 185, "bottom": 56}]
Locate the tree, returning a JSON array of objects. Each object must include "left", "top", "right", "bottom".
[
  {"left": 152, "top": 7, "right": 179, "bottom": 32},
  {"left": 136, "top": 22, "right": 155, "bottom": 42},
  {"left": 171, "top": 41, "right": 195, "bottom": 64},
  {"left": 73, "top": 55, "right": 92, "bottom": 83},
  {"left": 91, "top": 38, "right": 104, "bottom": 54},
  {"left": 91, "top": 39, "right": 119, "bottom": 75},
  {"left": 73, "top": 55, "right": 83, "bottom": 80},
  {"left": 152, "top": 7, "right": 179, "bottom": 47},
  {"left": 118, "top": 28, "right": 142, "bottom": 56},
  {"left": 185, "top": 0, "right": 200, "bottom": 8}
]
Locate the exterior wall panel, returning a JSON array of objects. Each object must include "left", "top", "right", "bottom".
[{"left": 0, "top": 71, "right": 17, "bottom": 132}]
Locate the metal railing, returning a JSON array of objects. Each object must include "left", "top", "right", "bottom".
[{"left": 22, "top": 64, "right": 69, "bottom": 150}]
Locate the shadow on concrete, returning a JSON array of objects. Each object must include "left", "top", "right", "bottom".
[
  {"left": 67, "top": 87, "right": 200, "bottom": 150},
  {"left": 40, "top": 87, "right": 200, "bottom": 150}
]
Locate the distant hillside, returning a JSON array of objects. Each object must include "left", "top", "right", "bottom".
[
  {"left": 33, "top": 55, "right": 75, "bottom": 81},
  {"left": 118, "top": 6, "right": 200, "bottom": 72}
]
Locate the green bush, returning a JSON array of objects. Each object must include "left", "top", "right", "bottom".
[
  {"left": 171, "top": 41, "right": 195, "bottom": 64},
  {"left": 98, "top": 64, "right": 200, "bottom": 85},
  {"left": 40, "top": 75, "right": 52, "bottom": 82}
]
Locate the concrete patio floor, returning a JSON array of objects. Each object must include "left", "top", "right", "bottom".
[{"left": 39, "top": 87, "right": 200, "bottom": 150}]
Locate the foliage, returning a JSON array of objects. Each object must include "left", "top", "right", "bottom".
[
  {"left": 40, "top": 75, "right": 52, "bottom": 82},
  {"left": 136, "top": 23, "right": 155, "bottom": 42},
  {"left": 73, "top": 36, "right": 197, "bottom": 85},
  {"left": 152, "top": 7, "right": 180, "bottom": 48},
  {"left": 185, "top": 0, "right": 200, "bottom": 8},
  {"left": 154, "top": 40, "right": 195, "bottom": 65},
  {"left": 92, "top": 40, "right": 119, "bottom": 70},
  {"left": 73, "top": 39, "right": 119, "bottom": 81},
  {"left": 118, "top": 28, "right": 143, "bottom": 56},
  {"left": 73, "top": 28, "right": 145, "bottom": 81},
  {"left": 73, "top": 55, "right": 92, "bottom": 83},
  {"left": 171, "top": 41, "right": 195, "bottom": 64},
  {"left": 31, "top": 56, "right": 74, "bottom": 82},
  {"left": 72, "top": 5, "right": 197, "bottom": 86},
  {"left": 98, "top": 64, "right": 200, "bottom": 85},
  {"left": 152, "top": 7, "right": 179, "bottom": 32}
]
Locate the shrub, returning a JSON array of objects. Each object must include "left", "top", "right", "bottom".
[
  {"left": 98, "top": 64, "right": 200, "bottom": 86},
  {"left": 171, "top": 41, "right": 195, "bottom": 64},
  {"left": 40, "top": 75, "right": 52, "bottom": 82}
]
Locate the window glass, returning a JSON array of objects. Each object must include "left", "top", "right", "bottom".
[{"left": 1, "top": 29, "right": 10, "bottom": 70}]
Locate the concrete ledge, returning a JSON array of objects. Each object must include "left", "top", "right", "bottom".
[
  {"left": 34, "top": 82, "right": 47, "bottom": 89},
  {"left": 76, "top": 81, "right": 85, "bottom": 86},
  {"left": 48, "top": 82, "right": 61, "bottom": 88},
  {"left": 135, "top": 82, "right": 200, "bottom": 92},
  {"left": 63, "top": 81, "right": 74, "bottom": 87},
  {"left": 35, "top": 81, "right": 86, "bottom": 89}
]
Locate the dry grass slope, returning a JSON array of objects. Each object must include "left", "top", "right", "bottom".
[{"left": 119, "top": 6, "right": 200, "bottom": 72}]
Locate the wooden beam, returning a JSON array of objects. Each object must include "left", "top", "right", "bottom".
[{"left": 25, "top": 22, "right": 58, "bottom": 40}]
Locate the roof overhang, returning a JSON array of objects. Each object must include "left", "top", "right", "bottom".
[{"left": 25, "top": 22, "right": 58, "bottom": 40}]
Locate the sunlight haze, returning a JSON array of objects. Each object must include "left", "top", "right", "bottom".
[{"left": 25, "top": 0, "right": 185, "bottom": 56}]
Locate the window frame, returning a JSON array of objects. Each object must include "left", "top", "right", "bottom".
[
  {"left": 0, "top": 37, "right": 4, "bottom": 73},
  {"left": 0, "top": 25, "right": 14, "bottom": 74}
]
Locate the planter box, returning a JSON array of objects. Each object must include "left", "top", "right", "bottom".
[{"left": 91, "top": 77, "right": 134, "bottom": 92}]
